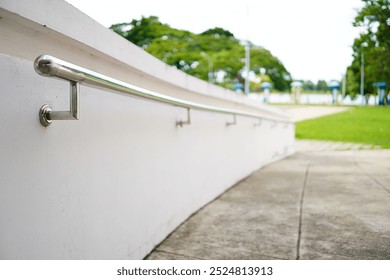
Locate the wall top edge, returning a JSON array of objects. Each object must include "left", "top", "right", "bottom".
[{"left": 0, "top": 0, "right": 290, "bottom": 120}]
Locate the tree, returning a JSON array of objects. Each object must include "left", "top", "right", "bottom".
[
  {"left": 250, "top": 47, "right": 292, "bottom": 91},
  {"left": 346, "top": 68, "right": 359, "bottom": 96},
  {"left": 303, "top": 80, "right": 315, "bottom": 92},
  {"left": 347, "top": 0, "right": 390, "bottom": 97},
  {"left": 110, "top": 16, "right": 191, "bottom": 49},
  {"left": 200, "top": 27, "right": 235, "bottom": 38},
  {"left": 109, "top": 16, "right": 292, "bottom": 92},
  {"left": 316, "top": 80, "right": 329, "bottom": 92}
]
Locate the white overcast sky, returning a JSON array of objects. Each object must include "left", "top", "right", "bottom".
[{"left": 65, "top": 0, "right": 363, "bottom": 82}]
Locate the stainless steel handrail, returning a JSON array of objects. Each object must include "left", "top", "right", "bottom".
[{"left": 34, "top": 55, "right": 292, "bottom": 127}]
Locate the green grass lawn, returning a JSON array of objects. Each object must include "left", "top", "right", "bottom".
[{"left": 295, "top": 107, "right": 390, "bottom": 148}]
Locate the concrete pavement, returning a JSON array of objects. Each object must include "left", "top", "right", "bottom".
[
  {"left": 147, "top": 144, "right": 390, "bottom": 260},
  {"left": 278, "top": 105, "right": 350, "bottom": 122},
  {"left": 295, "top": 139, "right": 382, "bottom": 152},
  {"left": 146, "top": 106, "right": 390, "bottom": 260}
]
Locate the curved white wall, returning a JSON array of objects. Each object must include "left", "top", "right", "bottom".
[{"left": 0, "top": 0, "right": 294, "bottom": 259}]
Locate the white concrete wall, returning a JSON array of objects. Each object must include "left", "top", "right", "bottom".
[{"left": 0, "top": 0, "right": 294, "bottom": 259}]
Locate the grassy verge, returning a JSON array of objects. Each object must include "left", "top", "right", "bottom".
[{"left": 295, "top": 107, "right": 390, "bottom": 148}]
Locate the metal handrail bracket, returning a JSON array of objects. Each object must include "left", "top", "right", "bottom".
[
  {"left": 34, "top": 55, "right": 292, "bottom": 127},
  {"left": 176, "top": 108, "right": 191, "bottom": 127},
  {"left": 226, "top": 114, "right": 237, "bottom": 126},
  {"left": 39, "top": 81, "right": 79, "bottom": 126}
]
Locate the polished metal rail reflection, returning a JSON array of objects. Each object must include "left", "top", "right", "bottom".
[{"left": 34, "top": 55, "right": 292, "bottom": 127}]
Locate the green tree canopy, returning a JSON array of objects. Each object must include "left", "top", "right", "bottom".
[
  {"left": 250, "top": 47, "right": 291, "bottom": 91},
  {"left": 110, "top": 16, "right": 191, "bottom": 49},
  {"left": 110, "top": 16, "right": 292, "bottom": 92},
  {"left": 200, "top": 27, "right": 235, "bottom": 38},
  {"left": 347, "top": 0, "right": 390, "bottom": 97}
]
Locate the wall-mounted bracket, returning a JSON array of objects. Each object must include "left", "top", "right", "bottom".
[
  {"left": 254, "top": 118, "right": 262, "bottom": 127},
  {"left": 176, "top": 108, "right": 191, "bottom": 127},
  {"left": 226, "top": 114, "right": 237, "bottom": 126},
  {"left": 39, "top": 81, "right": 80, "bottom": 127}
]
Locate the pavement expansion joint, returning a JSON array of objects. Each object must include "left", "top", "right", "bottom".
[
  {"left": 296, "top": 162, "right": 311, "bottom": 260},
  {"left": 147, "top": 146, "right": 390, "bottom": 260},
  {"left": 353, "top": 152, "right": 390, "bottom": 195}
]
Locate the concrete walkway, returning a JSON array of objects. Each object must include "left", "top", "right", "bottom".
[
  {"left": 295, "top": 140, "right": 382, "bottom": 152},
  {"left": 278, "top": 105, "right": 350, "bottom": 122},
  {"left": 146, "top": 107, "right": 390, "bottom": 260},
  {"left": 147, "top": 145, "right": 390, "bottom": 260}
]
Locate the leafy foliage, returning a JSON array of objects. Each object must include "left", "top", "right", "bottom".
[
  {"left": 110, "top": 16, "right": 292, "bottom": 92},
  {"left": 347, "top": 0, "right": 390, "bottom": 97},
  {"left": 285, "top": 80, "right": 331, "bottom": 93}
]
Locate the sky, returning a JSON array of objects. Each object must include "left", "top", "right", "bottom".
[{"left": 65, "top": 0, "right": 364, "bottom": 83}]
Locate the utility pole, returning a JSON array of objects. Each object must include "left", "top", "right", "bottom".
[
  {"left": 244, "top": 42, "right": 250, "bottom": 95},
  {"left": 342, "top": 73, "right": 346, "bottom": 99},
  {"left": 244, "top": 1, "right": 250, "bottom": 95},
  {"left": 208, "top": 57, "right": 213, "bottom": 84},
  {"left": 201, "top": 52, "right": 213, "bottom": 84}
]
